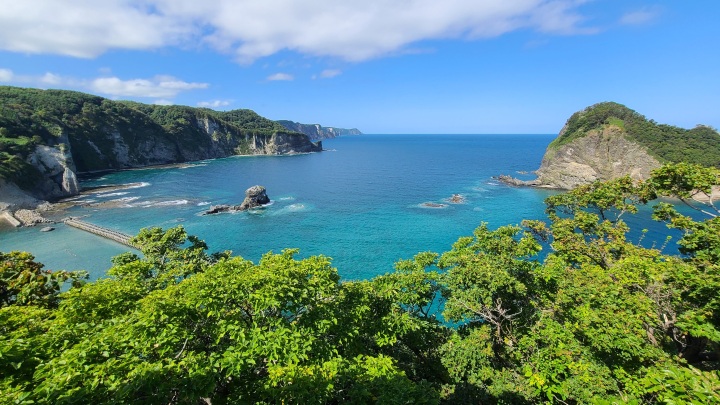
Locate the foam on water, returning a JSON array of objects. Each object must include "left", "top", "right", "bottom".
[{"left": 4, "top": 135, "right": 684, "bottom": 281}]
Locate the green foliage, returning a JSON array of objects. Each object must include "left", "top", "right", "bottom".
[
  {"left": 0, "top": 86, "right": 309, "bottom": 187},
  {"left": 1, "top": 163, "right": 719, "bottom": 403},
  {"left": 0, "top": 228, "right": 439, "bottom": 404},
  {"left": 0, "top": 251, "right": 87, "bottom": 308},
  {"left": 549, "top": 102, "right": 720, "bottom": 167}
]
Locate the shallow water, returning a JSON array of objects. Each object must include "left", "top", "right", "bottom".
[{"left": 0, "top": 134, "right": 685, "bottom": 280}]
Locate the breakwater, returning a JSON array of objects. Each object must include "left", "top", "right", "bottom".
[{"left": 64, "top": 218, "right": 136, "bottom": 249}]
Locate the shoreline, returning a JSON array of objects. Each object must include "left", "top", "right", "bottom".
[{"left": 0, "top": 149, "right": 326, "bottom": 227}]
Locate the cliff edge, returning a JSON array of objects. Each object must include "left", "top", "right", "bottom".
[
  {"left": 0, "top": 86, "right": 322, "bottom": 209},
  {"left": 502, "top": 102, "right": 720, "bottom": 190}
]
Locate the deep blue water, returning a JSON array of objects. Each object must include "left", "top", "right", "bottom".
[{"left": 0, "top": 134, "right": 683, "bottom": 280}]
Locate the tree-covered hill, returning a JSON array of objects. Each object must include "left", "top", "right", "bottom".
[
  {"left": 549, "top": 102, "right": 720, "bottom": 167},
  {"left": 0, "top": 86, "right": 320, "bottom": 200}
]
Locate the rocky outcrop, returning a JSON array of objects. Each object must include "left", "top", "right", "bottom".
[
  {"left": 237, "top": 185, "right": 270, "bottom": 210},
  {"left": 0, "top": 86, "right": 323, "bottom": 209},
  {"left": 499, "top": 103, "right": 673, "bottom": 190},
  {"left": 26, "top": 133, "right": 80, "bottom": 199},
  {"left": 277, "top": 120, "right": 362, "bottom": 141},
  {"left": 531, "top": 126, "right": 661, "bottom": 189},
  {"left": 204, "top": 186, "right": 271, "bottom": 215},
  {"left": 13, "top": 209, "right": 51, "bottom": 226}
]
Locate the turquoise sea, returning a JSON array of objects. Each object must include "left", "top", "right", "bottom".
[{"left": 0, "top": 134, "right": 682, "bottom": 280}]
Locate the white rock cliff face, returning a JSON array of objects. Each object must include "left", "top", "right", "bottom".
[
  {"left": 26, "top": 135, "right": 80, "bottom": 198},
  {"left": 534, "top": 126, "right": 661, "bottom": 190}
]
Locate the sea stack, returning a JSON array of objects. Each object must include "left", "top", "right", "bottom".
[
  {"left": 236, "top": 185, "right": 271, "bottom": 210},
  {"left": 203, "top": 185, "right": 271, "bottom": 215}
]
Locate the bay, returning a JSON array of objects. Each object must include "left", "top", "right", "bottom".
[{"left": 0, "top": 134, "right": 679, "bottom": 280}]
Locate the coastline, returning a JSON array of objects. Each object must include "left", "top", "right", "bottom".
[{"left": 0, "top": 149, "right": 326, "bottom": 227}]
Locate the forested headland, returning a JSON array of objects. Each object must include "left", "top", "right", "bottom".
[
  {"left": 0, "top": 86, "right": 321, "bottom": 204},
  {"left": 2, "top": 163, "right": 719, "bottom": 404},
  {"left": 549, "top": 102, "right": 720, "bottom": 168}
]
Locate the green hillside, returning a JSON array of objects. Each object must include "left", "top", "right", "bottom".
[
  {"left": 0, "top": 86, "right": 304, "bottom": 190},
  {"left": 549, "top": 102, "right": 720, "bottom": 167}
]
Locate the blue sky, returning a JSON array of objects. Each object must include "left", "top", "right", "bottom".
[{"left": 0, "top": 0, "right": 717, "bottom": 134}]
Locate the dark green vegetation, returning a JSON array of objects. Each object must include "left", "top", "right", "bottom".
[
  {"left": 0, "top": 86, "right": 317, "bottom": 192},
  {"left": 2, "top": 163, "right": 719, "bottom": 404},
  {"left": 549, "top": 102, "right": 720, "bottom": 167}
]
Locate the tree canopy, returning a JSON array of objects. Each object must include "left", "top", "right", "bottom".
[{"left": 1, "top": 163, "right": 719, "bottom": 404}]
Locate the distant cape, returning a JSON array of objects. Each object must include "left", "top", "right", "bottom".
[{"left": 277, "top": 120, "right": 362, "bottom": 141}]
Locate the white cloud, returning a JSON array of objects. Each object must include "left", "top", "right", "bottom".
[
  {"left": 40, "top": 72, "right": 62, "bottom": 85},
  {"left": 320, "top": 69, "right": 342, "bottom": 79},
  {"left": 153, "top": 99, "right": 174, "bottom": 105},
  {"left": 0, "top": 68, "right": 13, "bottom": 82},
  {"left": 0, "top": 67, "right": 208, "bottom": 100},
  {"left": 619, "top": 6, "right": 662, "bottom": 26},
  {"left": 0, "top": 1, "right": 597, "bottom": 63},
  {"left": 198, "top": 99, "right": 231, "bottom": 108},
  {"left": 90, "top": 76, "right": 208, "bottom": 98},
  {"left": 267, "top": 73, "right": 294, "bottom": 81},
  {"left": 0, "top": 1, "right": 191, "bottom": 58}
]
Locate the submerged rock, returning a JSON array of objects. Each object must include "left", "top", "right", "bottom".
[
  {"left": 204, "top": 205, "right": 231, "bottom": 215},
  {"left": 447, "top": 194, "right": 466, "bottom": 204},
  {"left": 421, "top": 202, "right": 448, "bottom": 208}
]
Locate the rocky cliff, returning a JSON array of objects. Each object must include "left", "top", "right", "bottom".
[
  {"left": 0, "top": 86, "right": 322, "bottom": 208},
  {"left": 532, "top": 126, "right": 661, "bottom": 189},
  {"left": 502, "top": 102, "right": 720, "bottom": 190},
  {"left": 277, "top": 120, "right": 362, "bottom": 141}
]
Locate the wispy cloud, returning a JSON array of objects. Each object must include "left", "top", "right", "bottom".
[
  {"left": 198, "top": 99, "right": 232, "bottom": 108},
  {"left": 0, "top": 1, "right": 598, "bottom": 63},
  {"left": 620, "top": 6, "right": 662, "bottom": 26},
  {"left": 267, "top": 73, "right": 294, "bottom": 81},
  {"left": 90, "top": 76, "right": 208, "bottom": 98},
  {"left": 153, "top": 99, "right": 174, "bottom": 106},
  {"left": 319, "top": 69, "right": 342, "bottom": 79}
]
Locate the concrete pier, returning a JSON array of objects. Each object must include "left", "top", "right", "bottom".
[{"left": 64, "top": 218, "right": 137, "bottom": 249}]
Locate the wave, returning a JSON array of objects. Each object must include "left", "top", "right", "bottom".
[
  {"left": 197, "top": 201, "right": 211, "bottom": 206},
  {"left": 95, "top": 192, "right": 130, "bottom": 198},
  {"left": 278, "top": 196, "right": 296, "bottom": 201},
  {"left": 287, "top": 203, "right": 306, "bottom": 211},
  {"left": 111, "top": 196, "right": 140, "bottom": 203},
  {"left": 125, "top": 182, "right": 151, "bottom": 189},
  {"left": 180, "top": 163, "right": 208, "bottom": 169},
  {"left": 136, "top": 199, "right": 190, "bottom": 208}
]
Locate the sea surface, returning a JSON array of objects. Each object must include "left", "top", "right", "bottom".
[{"left": 0, "top": 134, "right": 684, "bottom": 280}]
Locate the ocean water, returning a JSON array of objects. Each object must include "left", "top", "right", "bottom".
[{"left": 0, "top": 134, "right": 682, "bottom": 280}]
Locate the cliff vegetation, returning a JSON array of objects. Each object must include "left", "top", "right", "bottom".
[
  {"left": 550, "top": 102, "right": 720, "bottom": 167},
  {"left": 0, "top": 86, "right": 321, "bottom": 202}
]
